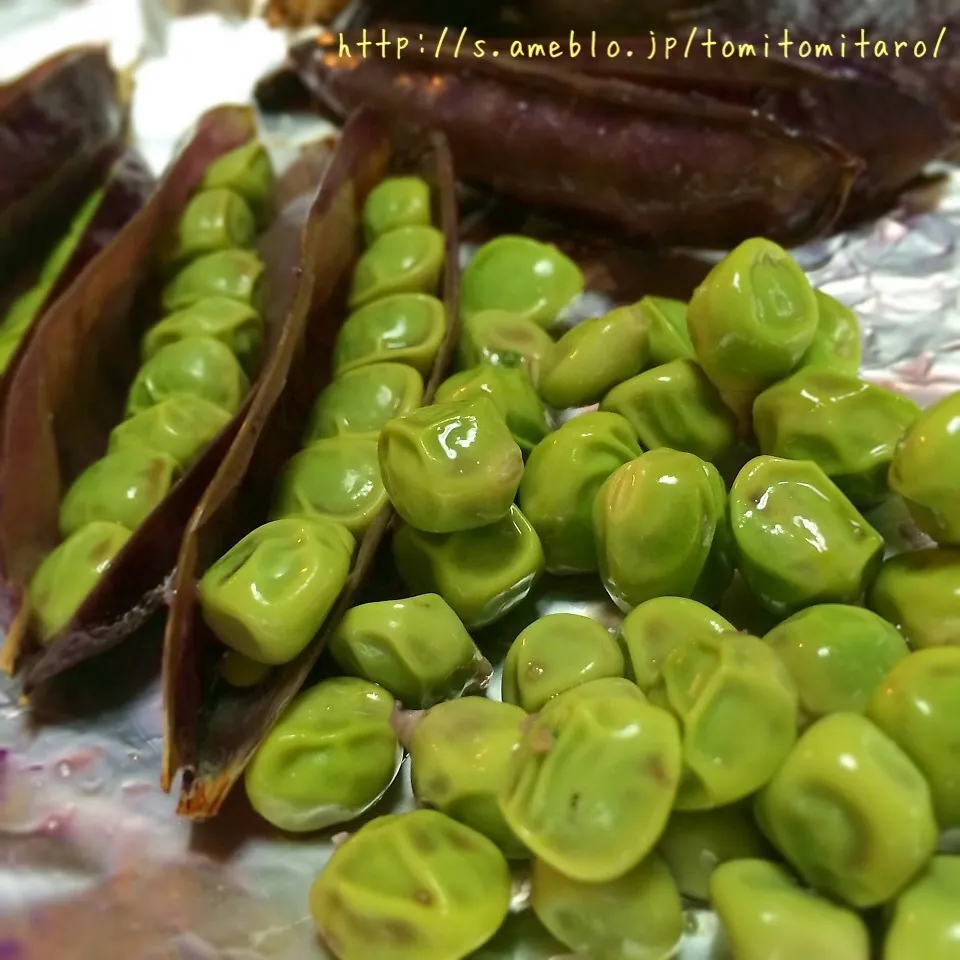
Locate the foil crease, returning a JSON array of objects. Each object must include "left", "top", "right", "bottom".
[{"left": 1, "top": 1, "right": 958, "bottom": 957}]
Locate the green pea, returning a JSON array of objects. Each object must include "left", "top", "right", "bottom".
[
  {"left": 868, "top": 548, "right": 960, "bottom": 650},
  {"left": 28, "top": 521, "right": 131, "bottom": 643},
  {"left": 753, "top": 369, "right": 921, "bottom": 507},
  {"left": 532, "top": 853, "right": 683, "bottom": 960},
  {"left": 107, "top": 394, "right": 231, "bottom": 471},
  {"left": 889, "top": 390, "right": 960, "bottom": 546},
  {"left": 468, "top": 911, "right": 567, "bottom": 960},
  {"left": 161, "top": 248, "right": 265, "bottom": 313},
  {"left": 456, "top": 309, "right": 555, "bottom": 386},
  {"left": 59, "top": 449, "right": 179, "bottom": 539},
  {"left": 198, "top": 516, "right": 355, "bottom": 665},
  {"left": 499, "top": 678, "right": 682, "bottom": 882},
  {"left": 349, "top": 225, "right": 444, "bottom": 309},
  {"left": 142, "top": 296, "right": 263, "bottom": 375},
  {"left": 518, "top": 411, "right": 641, "bottom": 574},
  {"left": 461, "top": 235, "right": 584, "bottom": 329},
  {"left": 884, "top": 857, "right": 960, "bottom": 960},
  {"left": 218, "top": 649, "right": 271, "bottom": 687},
  {"left": 435, "top": 365, "right": 550, "bottom": 456},
  {"left": 166, "top": 187, "right": 256, "bottom": 265},
  {"left": 711, "top": 859, "right": 871, "bottom": 960},
  {"left": 379, "top": 398, "right": 524, "bottom": 534},
  {"left": 538, "top": 305, "right": 650, "bottom": 409},
  {"left": 798, "top": 289, "right": 862, "bottom": 373},
  {"left": 593, "top": 448, "right": 733, "bottom": 611},
  {"left": 410, "top": 697, "right": 527, "bottom": 857},
  {"left": 333, "top": 293, "right": 446, "bottom": 376},
  {"left": 125, "top": 336, "right": 248, "bottom": 418},
  {"left": 392, "top": 505, "right": 544, "bottom": 630},
  {"left": 764, "top": 604, "right": 908, "bottom": 724},
  {"left": 200, "top": 139, "right": 275, "bottom": 226},
  {"left": 687, "top": 237, "right": 819, "bottom": 422},
  {"left": 730, "top": 456, "right": 885, "bottom": 616},
  {"left": 309, "top": 810, "right": 512, "bottom": 960},
  {"left": 245, "top": 677, "right": 400, "bottom": 832},
  {"left": 501, "top": 612, "right": 625, "bottom": 713},
  {"left": 617, "top": 596, "right": 734, "bottom": 690},
  {"left": 362, "top": 176, "right": 431, "bottom": 243},
  {"left": 638, "top": 295, "right": 695, "bottom": 365},
  {"left": 305, "top": 362, "right": 424, "bottom": 442},
  {"left": 755, "top": 712, "right": 939, "bottom": 908},
  {"left": 869, "top": 648, "right": 960, "bottom": 829}
]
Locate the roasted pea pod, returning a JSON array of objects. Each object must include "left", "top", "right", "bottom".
[
  {"left": 456, "top": 309, "right": 554, "bottom": 385},
  {"left": 349, "top": 224, "right": 444, "bottom": 308},
  {"left": 884, "top": 857, "right": 960, "bottom": 960},
  {"left": 361, "top": 174, "right": 431, "bottom": 242}
]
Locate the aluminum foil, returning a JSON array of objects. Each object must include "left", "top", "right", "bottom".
[{"left": 1, "top": 1, "right": 959, "bottom": 957}]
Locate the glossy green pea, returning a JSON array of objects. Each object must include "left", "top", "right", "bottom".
[
  {"left": 28, "top": 521, "right": 131, "bottom": 643},
  {"left": 601, "top": 358, "right": 742, "bottom": 477},
  {"left": 687, "top": 237, "right": 819, "bottom": 422},
  {"left": 868, "top": 548, "right": 960, "bottom": 649},
  {"left": 650, "top": 630, "right": 798, "bottom": 810},
  {"left": 107, "top": 394, "right": 231, "bottom": 471},
  {"left": 869, "top": 648, "right": 960, "bottom": 829},
  {"left": 410, "top": 697, "right": 527, "bottom": 857},
  {"left": 889, "top": 390, "right": 960, "bottom": 546},
  {"left": 161, "top": 248, "right": 265, "bottom": 313},
  {"left": 379, "top": 398, "right": 524, "bottom": 534},
  {"left": 309, "top": 809, "right": 512, "bottom": 960},
  {"left": 799, "top": 289, "right": 862, "bottom": 373},
  {"left": 435, "top": 365, "right": 550, "bottom": 456},
  {"left": 166, "top": 187, "right": 256, "bottom": 265},
  {"left": 730, "top": 456, "right": 885, "bottom": 616},
  {"left": 717, "top": 572, "right": 785, "bottom": 636},
  {"left": 501, "top": 612, "right": 625, "bottom": 713},
  {"left": 392, "top": 505, "right": 544, "bottom": 630},
  {"left": 456, "top": 309, "right": 555, "bottom": 386},
  {"left": 218, "top": 649, "right": 271, "bottom": 687},
  {"left": 362, "top": 176, "right": 431, "bottom": 243},
  {"left": 198, "top": 516, "right": 355, "bottom": 665},
  {"left": 539, "top": 305, "right": 650, "bottom": 409},
  {"left": 711, "top": 859, "right": 871, "bottom": 960},
  {"left": 125, "top": 336, "right": 248, "bottom": 417},
  {"left": 305, "top": 363, "right": 424, "bottom": 442},
  {"left": 58, "top": 449, "right": 179, "bottom": 539},
  {"left": 657, "top": 804, "right": 772, "bottom": 901},
  {"left": 532, "top": 853, "right": 683, "bottom": 960},
  {"left": 593, "top": 449, "right": 733, "bottom": 612},
  {"left": 200, "top": 139, "right": 275, "bottom": 226},
  {"left": 461, "top": 235, "right": 584, "bottom": 329},
  {"left": 617, "top": 596, "right": 734, "bottom": 690},
  {"left": 518, "top": 411, "right": 641, "bottom": 574},
  {"left": 500, "top": 679, "right": 681, "bottom": 882},
  {"left": 884, "top": 857, "right": 960, "bottom": 960},
  {"left": 142, "top": 296, "right": 263, "bottom": 375},
  {"left": 349, "top": 225, "right": 444, "bottom": 309},
  {"left": 270, "top": 437, "right": 387, "bottom": 537},
  {"left": 754, "top": 370, "right": 921, "bottom": 506},
  {"left": 468, "top": 911, "right": 567, "bottom": 960},
  {"left": 764, "top": 604, "right": 908, "bottom": 724},
  {"left": 639, "top": 296, "right": 695, "bottom": 365},
  {"left": 245, "top": 677, "right": 400, "bottom": 832},
  {"left": 330, "top": 594, "right": 491, "bottom": 708},
  {"left": 333, "top": 293, "right": 446, "bottom": 376},
  {"left": 755, "top": 712, "right": 939, "bottom": 908}
]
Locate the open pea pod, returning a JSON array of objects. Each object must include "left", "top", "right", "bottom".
[{"left": 160, "top": 107, "right": 460, "bottom": 818}]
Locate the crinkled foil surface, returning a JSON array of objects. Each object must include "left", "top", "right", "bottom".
[{"left": 1, "top": 2, "right": 958, "bottom": 957}]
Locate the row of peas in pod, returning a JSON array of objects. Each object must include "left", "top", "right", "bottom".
[
  {"left": 194, "top": 174, "right": 448, "bottom": 687},
  {"left": 27, "top": 139, "right": 276, "bottom": 646}
]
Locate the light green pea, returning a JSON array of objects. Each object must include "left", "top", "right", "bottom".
[
  {"left": 162, "top": 248, "right": 265, "bottom": 313},
  {"left": 884, "top": 857, "right": 960, "bottom": 960},
  {"left": 640, "top": 295, "right": 695, "bottom": 365},
  {"left": 166, "top": 187, "right": 256, "bottom": 264},
  {"left": 362, "top": 176, "right": 431, "bottom": 243},
  {"left": 218, "top": 649, "right": 272, "bottom": 688},
  {"left": 349, "top": 225, "right": 444, "bottom": 309},
  {"left": 456, "top": 309, "right": 555, "bottom": 386},
  {"left": 200, "top": 139, "right": 276, "bottom": 226},
  {"left": 799, "top": 289, "right": 862, "bottom": 373}
]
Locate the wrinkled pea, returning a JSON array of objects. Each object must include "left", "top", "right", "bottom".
[
  {"left": 798, "top": 289, "right": 862, "bottom": 373},
  {"left": 162, "top": 248, "right": 265, "bottom": 312},
  {"left": 711, "top": 859, "right": 871, "bottom": 960},
  {"left": 539, "top": 305, "right": 649, "bottom": 409},
  {"left": 200, "top": 139, "right": 275, "bottom": 225},
  {"left": 392, "top": 505, "right": 544, "bottom": 630},
  {"left": 362, "top": 176, "right": 431, "bottom": 243},
  {"left": 330, "top": 594, "right": 491, "bottom": 708},
  {"left": 166, "top": 187, "right": 256, "bottom": 264},
  {"left": 457, "top": 309, "right": 555, "bottom": 386},
  {"left": 409, "top": 697, "right": 527, "bottom": 857},
  {"left": 518, "top": 411, "right": 641, "bottom": 574},
  {"left": 198, "top": 516, "right": 355, "bottom": 665},
  {"left": 349, "top": 225, "right": 444, "bottom": 309},
  {"left": 501, "top": 612, "right": 625, "bottom": 713},
  {"left": 245, "top": 677, "right": 400, "bottom": 832},
  {"left": 884, "top": 857, "right": 960, "bottom": 960},
  {"left": 499, "top": 678, "right": 682, "bottom": 883},
  {"left": 218, "top": 649, "right": 272, "bottom": 687},
  {"left": 532, "top": 853, "right": 683, "bottom": 960},
  {"left": 460, "top": 235, "right": 584, "bottom": 329},
  {"left": 378, "top": 398, "right": 524, "bottom": 534},
  {"left": 730, "top": 456, "right": 885, "bottom": 616},
  {"left": 309, "top": 809, "right": 512, "bottom": 960},
  {"left": 29, "top": 521, "right": 131, "bottom": 643},
  {"left": 639, "top": 295, "right": 695, "bottom": 365},
  {"left": 755, "top": 712, "right": 939, "bottom": 908}
]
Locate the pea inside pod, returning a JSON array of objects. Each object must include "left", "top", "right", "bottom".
[
  {"left": 349, "top": 224, "right": 444, "bottom": 308},
  {"left": 200, "top": 138, "right": 276, "bottom": 226},
  {"left": 165, "top": 187, "right": 256, "bottom": 265},
  {"left": 162, "top": 247, "right": 265, "bottom": 313},
  {"left": 362, "top": 175, "right": 431, "bottom": 243}
]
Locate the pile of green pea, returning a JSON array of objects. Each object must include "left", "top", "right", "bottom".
[
  {"left": 27, "top": 138, "right": 275, "bottom": 646},
  {"left": 234, "top": 229, "right": 960, "bottom": 960}
]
